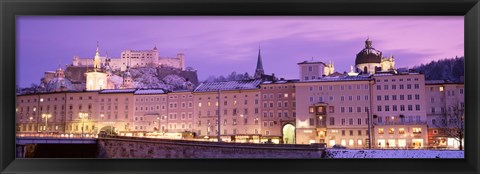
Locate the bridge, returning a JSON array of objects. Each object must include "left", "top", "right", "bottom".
[{"left": 16, "top": 135, "right": 97, "bottom": 158}]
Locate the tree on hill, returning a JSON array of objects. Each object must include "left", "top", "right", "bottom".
[{"left": 413, "top": 56, "right": 464, "bottom": 82}]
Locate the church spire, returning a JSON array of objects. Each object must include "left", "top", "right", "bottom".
[
  {"left": 254, "top": 45, "right": 264, "bottom": 79},
  {"left": 93, "top": 41, "right": 101, "bottom": 71}
]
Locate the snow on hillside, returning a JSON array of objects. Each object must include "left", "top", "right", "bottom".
[{"left": 326, "top": 149, "right": 463, "bottom": 158}]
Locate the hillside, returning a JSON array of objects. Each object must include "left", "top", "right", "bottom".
[{"left": 412, "top": 56, "right": 464, "bottom": 82}]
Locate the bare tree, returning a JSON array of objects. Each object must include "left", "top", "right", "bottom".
[{"left": 435, "top": 99, "right": 465, "bottom": 150}]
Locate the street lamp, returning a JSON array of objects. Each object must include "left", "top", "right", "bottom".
[
  {"left": 163, "top": 115, "right": 168, "bottom": 133},
  {"left": 79, "top": 112, "right": 88, "bottom": 138},
  {"left": 41, "top": 113, "right": 51, "bottom": 132},
  {"left": 156, "top": 117, "right": 160, "bottom": 132},
  {"left": 29, "top": 117, "right": 33, "bottom": 134}
]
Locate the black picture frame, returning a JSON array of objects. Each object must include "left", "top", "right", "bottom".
[{"left": 1, "top": 0, "right": 479, "bottom": 174}]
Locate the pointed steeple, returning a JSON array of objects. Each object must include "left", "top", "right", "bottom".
[
  {"left": 95, "top": 41, "right": 100, "bottom": 58},
  {"left": 93, "top": 41, "right": 102, "bottom": 71},
  {"left": 254, "top": 45, "right": 264, "bottom": 79}
]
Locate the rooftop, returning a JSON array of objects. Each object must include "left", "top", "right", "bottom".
[
  {"left": 134, "top": 89, "right": 167, "bottom": 95},
  {"left": 194, "top": 79, "right": 262, "bottom": 92},
  {"left": 300, "top": 75, "right": 371, "bottom": 83},
  {"left": 297, "top": 60, "right": 327, "bottom": 65},
  {"left": 99, "top": 89, "right": 137, "bottom": 94},
  {"left": 425, "top": 80, "right": 464, "bottom": 85}
]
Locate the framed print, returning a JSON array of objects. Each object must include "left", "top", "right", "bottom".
[{"left": 1, "top": 0, "right": 479, "bottom": 174}]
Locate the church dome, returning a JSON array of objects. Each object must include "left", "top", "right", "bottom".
[
  {"left": 355, "top": 38, "right": 382, "bottom": 65},
  {"left": 45, "top": 77, "right": 74, "bottom": 92}
]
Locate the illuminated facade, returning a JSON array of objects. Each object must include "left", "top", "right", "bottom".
[{"left": 16, "top": 40, "right": 463, "bottom": 148}]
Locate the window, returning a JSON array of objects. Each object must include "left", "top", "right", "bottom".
[
  {"left": 414, "top": 84, "right": 419, "bottom": 89},
  {"left": 377, "top": 95, "right": 381, "bottom": 101},
  {"left": 377, "top": 105, "right": 382, "bottom": 112},
  {"left": 400, "top": 95, "right": 404, "bottom": 100},
  {"left": 378, "top": 128, "right": 384, "bottom": 134},
  {"left": 384, "top": 85, "right": 388, "bottom": 90},
  {"left": 399, "top": 128, "right": 405, "bottom": 134},
  {"left": 408, "top": 105, "right": 413, "bottom": 111},
  {"left": 407, "top": 84, "right": 412, "bottom": 89},
  {"left": 385, "top": 105, "right": 390, "bottom": 111},
  {"left": 439, "top": 86, "right": 444, "bottom": 91},
  {"left": 393, "top": 105, "right": 397, "bottom": 111},
  {"left": 349, "top": 118, "right": 353, "bottom": 125},
  {"left": 388, "top": 128, "right": 394, "bottom": 134},
  {"left": 329, "top": 117, "right": 335, "bottom": 125},
  {"left": 400, "top": 85, "right": 404, "bottom": 89},
  {"left": 376, "top": 85, "right": 381, "bottom": 90},
  {"left": 407, "top": 95, "right": 412, "bottom": 100},
  {"left": 341, "top": 118, "right": 346, "bottom": 125},
  {"left": 416, "top": 105, "right": 421, "bottom": 111},
  {"left": 412, "top": 128, "right": 422, "bottom": 134},
  {"left": 392, "top": 85, "right": 396, "bottom": 90},
  {"left": 357, "top": 118, "right": 362, "bottom": 125},
  {"left": 384, "top": 95, "right": 389, "bottom": 101},
  {"left": 348, "top": 107, "right": 353, "bottom": 113}
]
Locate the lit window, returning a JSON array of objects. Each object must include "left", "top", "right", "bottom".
[
  {"left": 388, "top": 128, "right": 394, "bottom": 134},
  {"left": 309, "top": 107, "right": 314, "bottom": 113},
  {"left": 412, "top": 128, "right": 422, "bottom": 134},
  {"left": 439, "top": 86, "right": 444, "bottom": 91},
  {"left": 198, "top": 103, "right": 202, "bottom": 107},
  {"left": 399, "top": 128, "right": 405, "bottom": 134},
  {"left": 378, "top": 128, "right": 384, "bottom": 134}
]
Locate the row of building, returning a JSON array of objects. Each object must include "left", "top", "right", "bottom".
[{"left": 16, "top": 39, "right": 464, "bottom": 149}]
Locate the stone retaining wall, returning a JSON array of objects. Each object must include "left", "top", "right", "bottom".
[{"left": 98, "top": 136, "right": 325, "bottom": 158}]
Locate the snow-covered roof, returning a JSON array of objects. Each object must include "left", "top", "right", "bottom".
[
  {"left": 300, "top": 75, "right": 371, "bottom": 83},
  {"left": 297, "top": 60, "right": 326, "bottom": 65},
  {"left": 134, "top": 89, "right": 166, "bottom": 95},
  {"left": 373, "top": 72, "right": 420, "bottom": 77},
  {"left": 99, "top": 89, "right": 136, "bottom": 94},
  {"left": 45, "top": 77, "right": 74, "bottom": 92},
  {"left": 425, "top": 80, "right": 463, "bottom": 85},
  {"left": 261, "top": 79, "right": 298, "bottom": 84},
  {"left": 194, "top": 79, "right": 262, "bottom": 92}
]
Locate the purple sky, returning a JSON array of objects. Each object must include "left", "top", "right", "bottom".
[{"left": 17, "top": 16, "right": 463, "bottom": 88}]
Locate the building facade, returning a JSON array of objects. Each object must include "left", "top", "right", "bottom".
[
  {"left": 295, "top": 76, "right": 371, "bottom": 147},
  {"left": 371, "top": 73, "right": 428, "bottom": 148},
  {"left": 259, "top": 80, "right": 297, "bottom": 144},
  {"left": 425, "top": 81, "right": 465, "bottom": 148}
]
